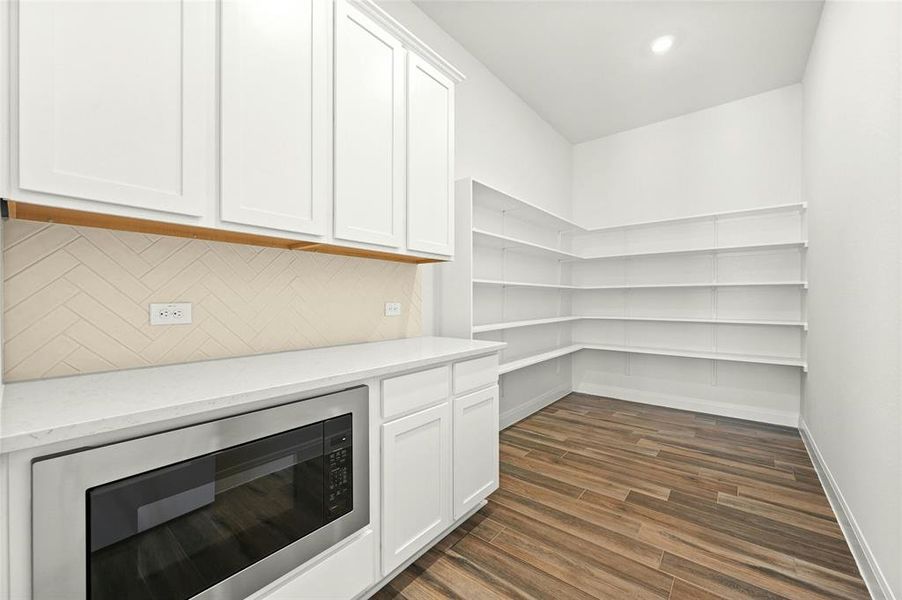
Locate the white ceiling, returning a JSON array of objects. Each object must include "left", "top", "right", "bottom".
[{"left": 414, "top": 0, "right": 823, "bottom": 143}]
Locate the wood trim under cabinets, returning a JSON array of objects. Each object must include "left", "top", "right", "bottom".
[{"left": 1, "top": 200, "right": 443, "bottom": 264}]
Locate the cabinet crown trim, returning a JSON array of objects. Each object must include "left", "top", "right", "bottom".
[{"left": 348, "top": 0, "right": 465, "bottom": 83}]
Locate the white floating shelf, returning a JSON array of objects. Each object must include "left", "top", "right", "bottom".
[
  {"left": 573, "top": 240, "right": 808, "bottom": 261},
  {"left": 472, "top": 229, "right": 580, "bottom": 260},
  {"left": 476, "top": 315, "right": 807, "bottom": 333},
  {"left": 473, "top": 278, "right": 808, "bottom": 290},
  {"left": 573, "top": 202, "right": 807, "bottom": 233},
  {"left": 498, "top": 343, "right": 807, "bottom": 374},
  {"left": 498, "top": 345, "right": 583, "bottom": 374},
  {"left": 471, "top": 178, "right": 805, "bottom": 234},
  {"left": 473, "top": 279, "right": 580, "bottom": 290},
  {"left": 578, "top": 343, "right": 807, "bottom": 370},
  {"left": 473, "top": 229, "right": 807, "bottom": 262},
  {"left": 580, "top": 316, "right": 807, "bottom": 328},
  {"left": 472, "top": 179, "right": 580, "bottom": 231},
  {"left": 472, "top": 316, "right": 580, "bottom": 333},
  {"left": 579, "top": 280, "right": 810, "bottom": 290}
]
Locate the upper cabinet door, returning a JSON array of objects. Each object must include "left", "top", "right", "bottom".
[
  {"left": 406, "top": 55, "right": 454, "bottom": 257},
  {"left": 334, "top": 1, "right": 405, "bottom": 249},
  {"left": 17, "top": 0, "right": 214, "bottom": 217},
  {"left": 220, "top": 0, "right": 329, "bottom": 236}
]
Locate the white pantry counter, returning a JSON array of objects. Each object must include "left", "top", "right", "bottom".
[
  {"left": 0, "top": 336, "right": 504, "bottom": 454},
  {"left": 1, "top": 336, "right": 506, "bottom": 600}
]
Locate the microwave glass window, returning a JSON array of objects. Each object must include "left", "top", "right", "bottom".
[{"left": 87, "top": 414, "right": 352, "bottom": 600}]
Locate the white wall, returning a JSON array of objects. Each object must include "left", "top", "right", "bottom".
[
  {"left": 572, "top": 85, "right": 802, "bottom": 227},
  {"left": 377, "top": 0, "right": 573, "bottom": 218},
  {"left": 802, "top": 2, "right": 901, "bottom": 598}
]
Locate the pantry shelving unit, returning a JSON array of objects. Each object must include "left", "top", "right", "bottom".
[{"left": 437, "top": 178, "right": 808, "bottom": 427}]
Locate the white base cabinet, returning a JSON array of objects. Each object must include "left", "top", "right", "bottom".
[
  {"left": 258, "top": 352, "right": 499, "bottom": 597},
  {"left": 453, "top": 385, "right": 500, "bottom": 519},
  {"left": 0, "top": 346, "right": 501, "bottom": 600},
  {"left": 379, "top": 356, "right": 500, "bottom": 579},
  {"left": 381, "top": 401, "right": 453, "bottom": 575}
]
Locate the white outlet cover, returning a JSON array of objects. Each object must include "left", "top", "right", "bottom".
[
  {"left": 150, "top": 302, "right": 192, "bottom": 325},
  {"left": 384, "top": 302, "right": 402, "bottom": 317}
]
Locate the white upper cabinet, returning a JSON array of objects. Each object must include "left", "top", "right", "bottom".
[
  {"left": 220, "top": 0, "right": 329, "bottom": 236},
  {"left": 8, "top": 0, "right": 461, "bottom": 262},
  {"left": 334, "top": 0, "right": 462, "bottom": 256},
  {"left": 333, "top": 0, "right": 406, "bottom": 249},
  {"left": 17, "top": 0, "right": 215, "bottom": 216},
  {"left": 406, "top": 55, "right": 454, "bottom": 256}
]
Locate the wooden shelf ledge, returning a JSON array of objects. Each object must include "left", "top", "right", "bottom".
[{"left": 2, "top": 200, "right": 443, "bottom": 265}]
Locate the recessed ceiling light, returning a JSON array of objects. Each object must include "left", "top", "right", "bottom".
[{"left": 650, "top": 35, "right": 675, "bottom": 55}]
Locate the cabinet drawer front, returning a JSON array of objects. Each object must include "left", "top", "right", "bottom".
[
  {"left": 382, "top": 366, "right": 450, "bottom": 420},
  {"left": 257, "top": 529, "right": 375, "bottom": 599},
  {"left": 452, "top": 354, "right": 499, "bottom": 396}
]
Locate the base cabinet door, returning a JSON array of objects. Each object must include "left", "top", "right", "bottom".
[
  {"left": 453, "top": 385, "right": 499, "bottom": 519},
  {"left": 17, "top": 0, "right": 214, "bottom": 216},
  {"left": 381, "top": 402, "right": 452, "bottom": 575},
  {"left": 220, "top": 0, "right": 330, "bottom": 235}
]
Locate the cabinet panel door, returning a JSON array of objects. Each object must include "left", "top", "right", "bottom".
[
  {"left": 334, "top": 0, "right": 405, "bottom": 248},
  {"left": 453, "top": 385, "right": 499, "bottom": 519},
  {"left": 18, "top": 0, "right": 214, "bottom": 216},
  {"left": 406, "top": 54, "right": 454, "bottom": 256},
  {"left": 220, "top": 0, "right": 329, "bottom": 235},
  {"left": 381, "top": 402, "right": 451, "bottom": 575}
]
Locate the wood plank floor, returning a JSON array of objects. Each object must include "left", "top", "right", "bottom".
[{"left": 373, "top": 393, "right": 870, "bottom": 600}]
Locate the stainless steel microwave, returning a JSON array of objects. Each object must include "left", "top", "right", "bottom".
[{"left": 32, "top": 386, "right": 369, "bottom": 600}]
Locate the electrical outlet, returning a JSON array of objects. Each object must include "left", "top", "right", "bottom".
[
  {"left": 384, "top": 302, "right": 402, "bottom": 317},
  {"left": 150, "top": 303, "right": 192, "bottom": 326}
]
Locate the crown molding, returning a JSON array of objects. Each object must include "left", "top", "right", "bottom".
[{"left": 348, "top": 0, "right": 465, "bottom": 83}]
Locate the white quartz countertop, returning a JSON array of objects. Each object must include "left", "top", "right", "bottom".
[{"left": 0, "top": 336, "right": 505, "bottom": 454}]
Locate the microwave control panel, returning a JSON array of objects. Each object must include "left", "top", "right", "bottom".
[{"left": 324, "top": 414, "right": 353, "bottom": 520}]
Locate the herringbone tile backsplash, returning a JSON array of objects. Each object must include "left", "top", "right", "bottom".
[{"left": 2, "top": 221, "right": 422, "bottom": 381}]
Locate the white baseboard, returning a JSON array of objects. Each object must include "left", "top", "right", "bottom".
[
  {"left": 799, "top": 419, "right": 895, "bottom": 600},
  {"left": 572, "top": 382, "right": 799, "bottom": 427},
  {"left": 500, "top": 383, "right": 571, "bottom": 430}
]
